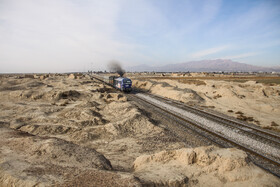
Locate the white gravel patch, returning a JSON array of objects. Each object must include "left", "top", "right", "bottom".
[{"left": 136, "top": 93, "right": 280, "bottom": 158}]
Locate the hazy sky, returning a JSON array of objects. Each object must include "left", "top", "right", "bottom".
[{"left": 0, "top": 0, "right": 280, "bottom": 73}]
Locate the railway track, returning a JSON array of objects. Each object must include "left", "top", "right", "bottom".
[
  {"left": 130, "top": 92, "right": 280, "bottom": 177},
  {"left": 91, "top": 75, "right": 280, "bottom": 177},
  {"left": 145, "top": 92, "right": 280, "bottom": 148}
]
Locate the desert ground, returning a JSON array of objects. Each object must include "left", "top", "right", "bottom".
[
  {"left": 0, "top": 73, "right": 279, "bottom": 186},
  {"left": 131, "top": 73, "right": 280, "bottom": 132}
]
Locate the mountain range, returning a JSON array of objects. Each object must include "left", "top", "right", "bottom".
[{"left": 126, "top": 59, "right": 280, "bottom": 72}]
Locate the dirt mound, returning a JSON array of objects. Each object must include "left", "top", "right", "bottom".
[
  {"left": 19, "top": 124, "right": 77, "bottom": 136},
  {"left": 100, "top": 101, "right": 163, "bottom": 137},
  {"left": 0, "top": 126, "right": 113, "bottom": 186},
  {"left": 1, "top": 127, "right": 112, "bottom": 170},
  {"left": 77, "top": 101, "right": 100, "bottom": 108},
  {"left": 105, "top": 113, "right": 162, "bottom": 137},
  {"left": 58, "top": 108, "right": 101, "bottom": 120},
  {"left": 133, "top": 146, "right": 280, "bottom": 186},
  {"left": 68, "top": 74, "right": 76, "bottom": 79},
  {"left": 133, "top": 80, "right": 204, "bottom": 103},
  {"left": 56, "top": 90, "right": 81, "bottom": 100}
]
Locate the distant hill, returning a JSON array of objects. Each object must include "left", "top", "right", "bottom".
[{"left": 126, "top": 59, "right": 280, "bottom": 72}]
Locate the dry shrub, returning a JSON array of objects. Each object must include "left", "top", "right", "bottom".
[
  {"left": 271, "top": 121, "right": 279, "bottom": 126},
  {"left": 235, "top": 111, "right": 244, "bottom": 115},
  {"left": 236, "top": 113, "right": 254, "bottom": 122},
  {"left": 178, "top": 79, "right": 206, "bottom": 86},
  {"left": 213, "top": 94, "right": 222, "bottom": 99}
]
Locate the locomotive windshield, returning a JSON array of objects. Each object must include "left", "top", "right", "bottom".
[{"left": 123, "top": 79, "right": 131, "bottom": 84}]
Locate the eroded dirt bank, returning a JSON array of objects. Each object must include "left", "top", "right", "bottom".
[{"left": 0, "top": 74, "right": 279, "bottom": 186}]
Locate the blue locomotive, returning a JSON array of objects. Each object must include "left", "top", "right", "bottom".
[{"left": 109, "top": 76, "right": 132, "bottom": 92}]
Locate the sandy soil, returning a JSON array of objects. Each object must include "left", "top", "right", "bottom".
[
  {"left": 133, "top": 78, "right": 280, "bottom": 132},
  {"left": 134, "top": 146, "right": 280, "bottom": 186},
  {"left": 0, "top": 74, "right": 279, "bottom": 186}
]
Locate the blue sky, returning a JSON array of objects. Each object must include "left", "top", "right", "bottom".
[{"left": 0, "top": 0, "right": 280, "bottom": 73}]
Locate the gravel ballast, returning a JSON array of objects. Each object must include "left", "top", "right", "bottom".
[{"left": 136, "top": 93, "right": 280, "bottom": 159}]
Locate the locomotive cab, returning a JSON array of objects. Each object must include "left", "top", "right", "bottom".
[
  {"left": 122, "top": 78, "right": 132, "bottom": 92},
  {"left": 110, "top": 76, "right": 132, "bottom": 92}
]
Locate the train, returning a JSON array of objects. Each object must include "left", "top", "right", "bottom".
[{"left": 101, "top": 75, "right": 132, "bottom": 92}]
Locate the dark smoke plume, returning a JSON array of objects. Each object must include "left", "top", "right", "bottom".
[{"left": 108, "top": 61, "right": 125, "bottom": 77}]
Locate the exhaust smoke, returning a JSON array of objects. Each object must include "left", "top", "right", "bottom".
[{"left": 108, "top": 61, "right": 125, "bottom": 77}]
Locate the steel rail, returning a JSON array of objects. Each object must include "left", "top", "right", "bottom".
[{"left": 145, "top": 92, "right": 280, "bottom": 146}]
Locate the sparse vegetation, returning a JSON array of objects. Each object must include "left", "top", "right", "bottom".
[
  {"left": 177, "top": 79, "right": 206, "bottom": 86},
  {"left": 235, "top": 111, "right": 244, "bottom": 115},
  {"left": 271, "top": 121, "right": 279, "bottom": 126},
  {"left": 213, "top": 94, "right": 222, "bottom": 99}
]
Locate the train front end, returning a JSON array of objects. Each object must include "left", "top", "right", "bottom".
[
  {"left": 113, "top": 77, "right": 132, "bottom": 92},
  {"left": 122, "top": 78, "right": 132, "bottom": 92}
]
